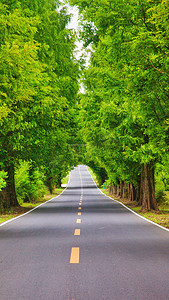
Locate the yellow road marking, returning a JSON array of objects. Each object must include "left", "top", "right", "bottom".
[
  {"left": 79, "top": 203, "right": 82, "bottom": 205},
  {"left": 74, "top": 229, "right": 80, "bottom": 235},
  {"left": 78, "top": 207, "right": 81, "bottom": 210},
  {"left": 76, "top": 219, "right": 81, "bottom": 223},
  {"left": 78, "top": 212, "right": 81, "bottom": 216},
  {"left": 70, "top": 247, "right": 79, "bottom": 263}
]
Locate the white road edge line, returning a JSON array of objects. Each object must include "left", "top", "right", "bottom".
[
  {"left": 87, "top": 166, "right": 169, "bottom": 233},
  {"left": 0, "top": 169, "right": 72, "bottom": 228},
  {"left": 78, "top": 165, "right": 83, "bottom": 194}
]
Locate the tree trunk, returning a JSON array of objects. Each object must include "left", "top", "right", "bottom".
[
  {"left": 119, "top": 181, "right": 125, "bottom": 199},
  {"left": 46, "top": 177, "right": 53, "bottom": 194},
  {"left": 120, "top": 183, "right": 122, "bottom": 198},
  {"left": 139, "top": 171, "right": 144, "bottom": 206},
  {"left": 135, "top": 176, "right": 141, "bottom": 204},
  {"left": 141, "top": 163, "right": 159, "bottom": 211},
  {"left": 127, "top": 183, "right": 130, "bottom": 200},
  {"left": 109, "top": 184, "right": 113, "bottom": 195},
  {"left": 49, "top": 181, "right": 53, "bottom": 194},
  {"left": 0, "top": 164, "right": 19, "bottom": 212},
  {"left": 112, "top": 185, "right": 117, "bottom": 195},
  {"left": 56, "top": 173, "right": 62, "bottom": 188},
  {"left": 100, "top": 168, "right": 108, "bottom": 185},
  {"left": 131, "top": 184, "right": 134, "bottom": 201},
  {"left": 117, "top": 185, "right": 120, "bottom": 197},
  {"left": 122, "top": 182, "right": 125, "bottom": 199},
  {"left": 49, "top": 185, "right": 53, "bottom": 195},
  {"left": 128, "top": 183, "right": 131, "bottom": 201}
]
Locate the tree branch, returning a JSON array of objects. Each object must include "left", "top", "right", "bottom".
[{"left": 149, "top": 59, "right": 169, "bottom": 77}]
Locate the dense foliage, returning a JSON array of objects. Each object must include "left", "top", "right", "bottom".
[
  {"left": 1, "top": 0, "right": 168, "bottom": 212},
  {"left": 15, "top": 160, "right": 46, "bottom": 203},
  {"left": 70, "top": 0, "right": 169, "bottom": 210},
  {"left": 0, "top": 0, "right": 79, "bottom": 211}
]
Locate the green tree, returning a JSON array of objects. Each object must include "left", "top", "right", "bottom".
[
  {"left": 0, "top": 1, "right": 79, "bottom": 210},
  {"left": 71, "top": 0, "right": 169, "bottom": 210},
  {"left": 0, "top": 4, "right": 43, "bottom": 210}
]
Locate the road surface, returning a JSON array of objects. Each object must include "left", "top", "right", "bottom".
[{"left": 0, "top": 165, "right": 169, "bottom": 299}]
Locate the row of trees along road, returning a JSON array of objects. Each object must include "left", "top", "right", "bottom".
[
  {"left": 70, "top": 0, "right": 169, "bottom": 211},
  {"left": 0, "top": 0, "right": 79, "bottom": 212}
]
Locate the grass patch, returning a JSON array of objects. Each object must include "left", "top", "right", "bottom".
[
  {"left": 0, "top": 187, "right": 63, "bottom": 225},
  {"left": 61, "top": 175, "right": 69, "bottom": 185},
  {"left": 100, "top": 188, "right": 169, "bottom": 230},
  {"left": 133, "top": 206, "right": 169, "bottom": 229}
]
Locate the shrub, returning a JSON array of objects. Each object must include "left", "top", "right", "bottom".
[
  {"left": 15, "top": 161, "right": 47, "bottom": 204},
  {"left": 0, "top": 170, "right": 7, "bottom": 191}
]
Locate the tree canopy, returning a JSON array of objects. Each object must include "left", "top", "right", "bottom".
[
  {"left": 70, "top": 0, "right": 169, "bottom": 210},
  {"left": 0, "top": 0, "right": 168, "bottom": 212},
  {"left": 0, "top": 0, "right": 79, "bottom": 211}
]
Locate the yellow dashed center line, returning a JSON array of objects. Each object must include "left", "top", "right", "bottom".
[
  {"left": 70, "top": 247, "right": 79, "bottom": 263},
  {"left": 70, "top": 167, "right": 84, "bottom": 265},
  {"left": 76, "top": 219, "right": 81, "bottom": 223},
  {"left": 74, "top": 229, "right": 80, "bottom": 236}
]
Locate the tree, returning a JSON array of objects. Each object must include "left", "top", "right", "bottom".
[
  {"left": 70, "top": 0, "right": 169, "bottom": 210},
  {"left": 0, "top": 1, "right": 79, "bottom": 210},
  {"left": 0, "top": 4, "right": 43, "bottom": 210}
]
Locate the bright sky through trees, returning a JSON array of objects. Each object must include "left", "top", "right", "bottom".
[
  {"left": 66, "top": 5, "right": 86, "bottom": 92},
  {"left": 66, "top": 5, "right": 82, "bottom": 59},
  {"left": 66, "top": 4, "right": 91, "bottom": 73}
]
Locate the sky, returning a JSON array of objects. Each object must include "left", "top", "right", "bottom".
[
  {"left": 66, "top": 5, "right": 79, "bottom": 30},
  {"left": 61, "top": 5, "right": 92, "bottom": 92},
  {"left": 66, "top": 5, "right": 84, "bottom": 60},
  {"left": 66, "top": 5, "right": 89, "bottom": 93}
]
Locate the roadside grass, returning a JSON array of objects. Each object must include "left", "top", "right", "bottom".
[
  {"left": 0, "top": 187, "right": 63, "bottom": 224},
  {"left": 101, "top": 188, "right": 169, "bottom": 229},
  {"left": 61, "top": 175, "right": 69, "bottom": 185}
]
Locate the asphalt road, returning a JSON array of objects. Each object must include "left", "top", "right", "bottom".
[{"left": 0, "top": 165, "right": 169, "bottom": 300}]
